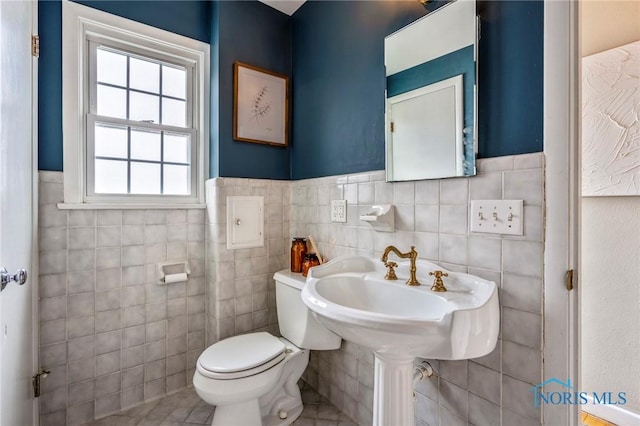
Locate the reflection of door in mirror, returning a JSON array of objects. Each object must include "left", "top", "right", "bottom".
[
  {"left": 384, "top": 0, "right": 477, "bottom": 182},
  {"left": 387, "top": 75, "right": 463, "bottom": 181}
]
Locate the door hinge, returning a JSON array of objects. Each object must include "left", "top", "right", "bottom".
[
  {"left": 565, "top": 269, "right": 574, "bottom": 291},
  {"left": 32, "top": 368, "right": 50, "bottom": 398},
  {"left": 390, "top": 122, "right": 394, "bottom": 133},
  {"left": 31, "top": 35, "right": 39, "bottom": 58}
]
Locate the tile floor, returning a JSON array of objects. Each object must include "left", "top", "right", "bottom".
[{"left": 83, "top": 382, "right": 356, "bottom": 426}]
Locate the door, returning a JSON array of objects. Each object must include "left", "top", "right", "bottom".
[{"left": 0, "top": 0, "right": 36, "bottom": 425}]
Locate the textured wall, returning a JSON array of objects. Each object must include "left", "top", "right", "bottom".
[
  {"left": 291, "top": 153, "right": 546, "bottom": 425},
  {"left": 580, "top": 0, "right": 640, "bottom": 415},
  {"left": 37, "top": 172, "right": 207, "bottom": 425},
  {"left": 581, "top": 198, "right": 640, "bottom": 414}
]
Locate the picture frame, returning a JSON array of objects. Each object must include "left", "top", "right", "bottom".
[{"left": 233, "top": 61, "right": 289, "bottom": 147}]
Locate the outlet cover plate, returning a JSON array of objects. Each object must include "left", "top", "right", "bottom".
[
  {"left": 331, "top": 200, "right": 347, "bottom": 223},
  {"left": 470, "top": 200, "right": 524, "bottom": 235}
]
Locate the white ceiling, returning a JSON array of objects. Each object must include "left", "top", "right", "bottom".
[{"left": 258, "top": 0, "right": 307, "bottom": 16}]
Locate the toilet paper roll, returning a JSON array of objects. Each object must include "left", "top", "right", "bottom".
[{"left": 163, "top": 273, "right": 188, "bottom": 284}]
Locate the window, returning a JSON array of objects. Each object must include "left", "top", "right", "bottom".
[{"left": 62, "top": 2, "right": 209, "bottom": 207}]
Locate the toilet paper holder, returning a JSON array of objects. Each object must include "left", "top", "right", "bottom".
[{"left": 157, "top": 261, "right": 191, "bottom": 284}]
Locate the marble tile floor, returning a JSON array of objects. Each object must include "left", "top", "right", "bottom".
[{"left": 83, "top": 383, "right": 356, "bottom": 426}]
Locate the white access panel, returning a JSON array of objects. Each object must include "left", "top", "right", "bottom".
[{"left": 227, "top": 196, "right": 264, "bottom": 250}]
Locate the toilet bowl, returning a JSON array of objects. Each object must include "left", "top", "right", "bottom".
[{"left": 193, "top": 269, "right": 341, "bottom": 426}]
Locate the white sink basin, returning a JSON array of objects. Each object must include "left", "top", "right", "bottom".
[
  {"left": 302, "top": 256, "right": 499, "bottom": 360},
  {"left": 302, "top": 255, "right": 499, "bottom": 425}
]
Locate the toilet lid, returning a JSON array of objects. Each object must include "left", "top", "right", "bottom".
[{"left": 198, "top": 332, "right": 286, "bottom": 375}]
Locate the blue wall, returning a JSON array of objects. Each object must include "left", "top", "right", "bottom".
[
  {"left": 291, "top": 0, "right": 544, "bottom": 179},
  {"left": 38, "top": 0, "right": 290, "bottom": 180},
  {"left": 38, "top": 0, "right": 211, "bottom": 171},
  {"left": 477, "top": 0, "right": 544, "bottom": 158},
  {"left": 38, "top": 0, "right": 63, "bottom": 171},
  {"left": 38, "top": 0, "right": 544, "bottom": 181},
  {"left": 290, "top": 1, "right": 428, "bottom": 180},
  {"left": 214, "top": 1, "right": 291, "bottom": 179}
]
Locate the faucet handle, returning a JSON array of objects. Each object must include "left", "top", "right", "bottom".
[
  {"left": 384, "top": 261, "right": 398, "bottom": 280},
  {"left": 429, "top": 270, "right": 449, "bottom": 292}
]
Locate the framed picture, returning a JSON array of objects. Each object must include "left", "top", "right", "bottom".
[{"left": 233, "top": 62, "right": 289, "bottom": 147}]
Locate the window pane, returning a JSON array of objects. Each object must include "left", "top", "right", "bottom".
[
  {"left": 97, "top": 48, "right": 127, "bottom": 87},
  {"left": 95, "top": 159, "right": 127, "bottom": 194},
  {"left": 130, "top": 57, "right": 160, "bottom": 94},
  {"left": 162, "top": 65, "right": 186, "bottom": 99},
  {"left": 161, "top": 98, "right": 186, "bottom": 127},
  {"left": 163, "top": 165, "right": 190, "bottom": 195},
  {"left": 95, "top": 123, "right": 127, "bottom": 159},
  {"left": 131, "top": 129, "right": 161, "bottom": 161},
  {"left": 130, "top": 162, "right": 160, "bottom": 194},
  {"left": 164, "top": 133, "right": 190, "bottom": 164},
  {"left": 97, "top": 85, "right": 127, "bottom": 119},
  {"left": 129, "top": 92, "right": 159, "bottom": 123}
]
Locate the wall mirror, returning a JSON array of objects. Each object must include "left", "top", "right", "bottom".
[{"left": 384, "top": 0, "right": 477, "bottom": 181}]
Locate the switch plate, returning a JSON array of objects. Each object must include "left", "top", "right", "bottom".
[
  {"left": 470, "top": 200, "right": 524, "bottom": 235},
  {"left": 331, "top": 200, "right": 347, "bottom": 223}
]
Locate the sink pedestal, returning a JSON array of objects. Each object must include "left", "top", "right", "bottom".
[{"left": 373, "top": 353, "right": 416, "bottom": 426}]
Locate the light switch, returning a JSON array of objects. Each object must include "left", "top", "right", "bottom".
[
  {"left": 470, "top": 200, "right": 524, "bottom": 235},
  {"left": 227, "top": 196, "right": 264, "bottom": 250}
]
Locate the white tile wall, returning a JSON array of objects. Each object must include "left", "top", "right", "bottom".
[
  {"left": 39, "top": 153, "right": 544, "bottom": 425},
  {"left": 38, "top": 172, "right": 206, "bottom": 426},
  {"left": 291, "top": 153, "right": 546, "bottom": 426},
  {"left": 204, "top": 178, "right": 290, "bottom": 346}
]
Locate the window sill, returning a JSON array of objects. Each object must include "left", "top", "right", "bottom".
[{"left": 57, "top": 203, "right": 206, "bottom": 210}]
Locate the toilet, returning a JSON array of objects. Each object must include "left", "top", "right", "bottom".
[{"left": 193, "top": 269, "right": 341, "bottom": 426}]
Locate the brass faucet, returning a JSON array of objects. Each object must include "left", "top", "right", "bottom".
[
  {"left": 381, "top": 246, "right": 420, "bottom": 286},
  {"left": 429, "top": 270, "right": 448, "bottom": 292}
]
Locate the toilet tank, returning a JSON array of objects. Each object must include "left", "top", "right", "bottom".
[{"left": 274, "top": 269, "right": 341, "bottom": 350}]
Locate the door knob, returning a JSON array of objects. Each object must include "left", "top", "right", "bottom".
[{"left": 1, "top": 267, "right": 28, "bottom": 291}]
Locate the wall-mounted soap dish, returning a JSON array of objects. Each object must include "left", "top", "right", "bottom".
[{"left": 359, "top": 205, "right": 395, "bottom": 232}]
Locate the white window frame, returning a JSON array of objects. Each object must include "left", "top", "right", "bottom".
[{"left": 61, "top": 1, "right": 209, "bottom": 208}]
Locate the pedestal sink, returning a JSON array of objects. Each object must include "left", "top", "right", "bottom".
[{"left": 301, "top": 256, "right": 499, "bottom": 426}]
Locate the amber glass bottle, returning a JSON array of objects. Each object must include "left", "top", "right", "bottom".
[
  {"left": 301, "top": 253, "right": 320, "bottom": 277},
  {"left": 290, "top": 238, "right": 307, "bottom": 273}
]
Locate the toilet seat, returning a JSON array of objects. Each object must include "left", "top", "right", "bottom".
[{"left": 197, "top": 332, "right": 286, "bottom": 380}]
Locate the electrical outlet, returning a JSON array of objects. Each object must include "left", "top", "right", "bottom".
[{"left": 331, "top": 200, "right": 347, "bottom": 223}]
